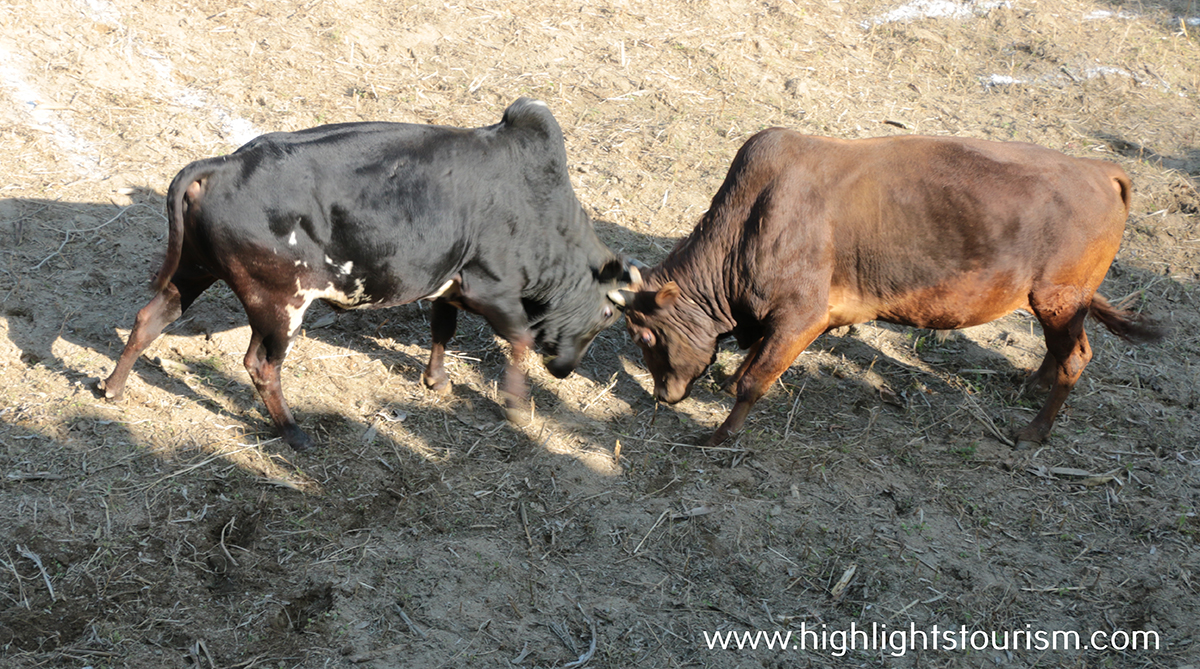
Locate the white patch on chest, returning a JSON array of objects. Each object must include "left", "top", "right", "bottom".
[
  {"left": 324, "top": 255, "right": 353, "bottom": 276},
  {"left": 288, "top": 230, "right": 297, "bottom": 246}
]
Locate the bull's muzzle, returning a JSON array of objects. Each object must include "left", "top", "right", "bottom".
[
  {"left": 654, "top": 378, "right": 693, "bottom": 404},
  {"left": 544, "top": 354, "right": 577, "bottom": 379}
]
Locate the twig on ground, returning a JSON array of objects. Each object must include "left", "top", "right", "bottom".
[
  {"left": 16, "top": 544, "right": 56, "bottom": 602},
  {"left": 394, "top": 604, "right": 427, "bottom": 639},
  {"left": 632, "top": 509, "right": 670, "bottom": 555},
  {"left": 782, "top": 379, "right": 807, "bottom": 442},
  {"left": 549, "top": 620, "right": 579, "bottom": 656},
  {"left": 31, "top": 203, "right": 154, "bottom": 271},
  {"left": 580, "top": 372, "right": 620, "bottom": 412},
  {"left": 510, "top": 641, "right": 531, "bottom": 664},
  {"left": 829, "top": 563, "right": 856, "bottom": 602},
  {"left": 137, "top": 442, "right": 275, "bottom": 491},
  {"left": 959, "top": 390, "right": 1014, "bottom": 446},
  {"left": 520, "top": 502, "right": 534, "bottom": 549},
  {"left": 218, "top": 516, "right": 240, "bottom": 568},
  {"left": 1, "top": 550, "right": 29, "bottom": 608},
  {"left": 562, "top": 604, "right": 598, "bottom": 668}
]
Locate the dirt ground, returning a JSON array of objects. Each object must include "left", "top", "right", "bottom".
[{"left": 1, "top": 0, "right": 1199, "bottom": 667}]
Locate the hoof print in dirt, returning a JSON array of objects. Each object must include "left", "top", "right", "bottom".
[{"left": 274, "top": 583, "right": 335, "bottom": 633}]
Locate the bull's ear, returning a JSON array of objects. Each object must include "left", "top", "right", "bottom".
[
  {"left": 656, "top": 282, "right": 681, "bottom": 308},
  {"left": 596, "top": 258, "right": 625, "bottom": 283}
]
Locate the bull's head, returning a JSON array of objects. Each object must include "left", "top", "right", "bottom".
[
  {"left": 608, "top": 269, "right": 718, "bottom": 404},
  {"left": 539, "top": 257, "right": 641, "bottom": 379}
]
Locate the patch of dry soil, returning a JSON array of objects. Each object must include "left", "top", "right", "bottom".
[{"left": 1, "top": 1, "right": 1198, "bottom": 667}]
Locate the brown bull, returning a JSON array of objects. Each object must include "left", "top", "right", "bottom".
[{"left": 612, "top": 129, "right": 1162, "bottom": 447}]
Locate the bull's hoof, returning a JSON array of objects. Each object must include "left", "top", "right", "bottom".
[
  {"left": 421, "top": 373, "right": 452, "bottom": 395},
  {"left": 504, "top": 405, "right": 532, "bottom": 427},
  {"left": 705, "top": 428, "right": 733, "bottom": 448},
  {"left": 502, "top": 393, "right": 532, "bottom": 426},
  {"left": 97, "top": 377, "right": 123, "bottom": 402},
  {"left": 282, "top": 426, "right": 316, "bottom": 453},
  {"left": 1012, "top": 425, "right": 1044, "bottom": 450}
]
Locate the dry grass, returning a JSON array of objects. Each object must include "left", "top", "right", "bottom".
[{"left": 1, "top": 0, "right": 1199, "bottom": 667}]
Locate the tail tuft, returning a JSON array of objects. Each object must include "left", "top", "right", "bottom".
[{"left": 1089, "top": 294, "right": 1166, "bottom": 343}]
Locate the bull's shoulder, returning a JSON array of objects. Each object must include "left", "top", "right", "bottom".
[{"left": 733, "top": 130, "right": 864, "bottom": 172}]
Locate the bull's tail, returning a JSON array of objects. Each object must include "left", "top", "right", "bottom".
[
  {"left": 154, "top": 159, "right": 222, "bottom": 292},
  {"left": 1089, "top": 293, "right": 1165, "bottom": 343}
]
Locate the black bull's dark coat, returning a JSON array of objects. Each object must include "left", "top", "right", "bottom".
[
  {"left": 101, "top": 98, "right": 632, "bottom": 451},
  {"left": 614, "top": 129, "right": 1162, "bottom": 447}
]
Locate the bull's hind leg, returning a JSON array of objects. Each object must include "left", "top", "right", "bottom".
[
  {"left": 100, "top": 272, "right": 215, "bottom": 401},
  {"left": 242, "top": 308, "right": 312, "bottom": 452},
  {"left": 1014, "top": 302, "right": 1092, "bottom": 447},
  {"left": 1024, "top": 352, "right": 1058, "bottom": 394},
  {"left": 422, "top": 300, "right": 458, "bottom": 394}
]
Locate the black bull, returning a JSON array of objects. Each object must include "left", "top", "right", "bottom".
[{"left": 100, "top": 98, "right": 634, "bottom": 451}]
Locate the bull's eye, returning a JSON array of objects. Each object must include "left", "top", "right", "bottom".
[
  {"left": 641, "top": 331, "right": 655, "bottom": 347},
  {"left": 603, "top": 306, "right": 613, "bottom": 319}
]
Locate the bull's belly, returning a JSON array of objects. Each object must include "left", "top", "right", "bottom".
[
  {"left": 284, "top": 276, "right": 458, "bottom": 337},
  {"left": 316, "top": 280, "right": 461, "bottom": 312},
  {"left": 828, "top": 283, "right": 1032, "bottom": 331}
]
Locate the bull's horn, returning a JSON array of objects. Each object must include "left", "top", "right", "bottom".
[
  {"left": 628, "top": 264, "right": 642, "bottom": 287},
  {"left": 607, "top": 289, "right": 627, "bottom": 308}
]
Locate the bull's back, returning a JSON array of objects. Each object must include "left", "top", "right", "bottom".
[
  {"left": 179, "top": 103, "right": 588, "bottom": 307},
  {"left": 742, "top": 131, "right": 1130, "bottom": 329},
  {"left": 176, "top": 125, "right": 485, "bottom": 303}
]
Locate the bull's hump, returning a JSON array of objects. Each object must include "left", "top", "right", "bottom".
[{"left": 500, "top": 98, "right": 561, "bottom": 139}]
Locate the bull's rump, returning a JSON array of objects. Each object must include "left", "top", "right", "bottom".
[{"left": 755, "top": 133, "right": 1130, "bottom": 331}]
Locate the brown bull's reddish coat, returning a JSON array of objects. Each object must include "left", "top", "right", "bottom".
[{"left": 615, "top": 129, "right": 1162, "bottom": 447}]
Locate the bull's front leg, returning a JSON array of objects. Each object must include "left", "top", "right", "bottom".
[
  {"left": 719, "top": 339, "right": 762, "bottom": 396},
  {"left": 459, "top": 292, "right": 536, "bottom": 425},
  {"left": 709, "top": 315, "right": 828, "bottom": 446},
  {"left": 499, "top": 332, "right": 536, "bottom": 425},
  {"left": 422, "top": 299, "right": 459, "bottom": 394}
]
